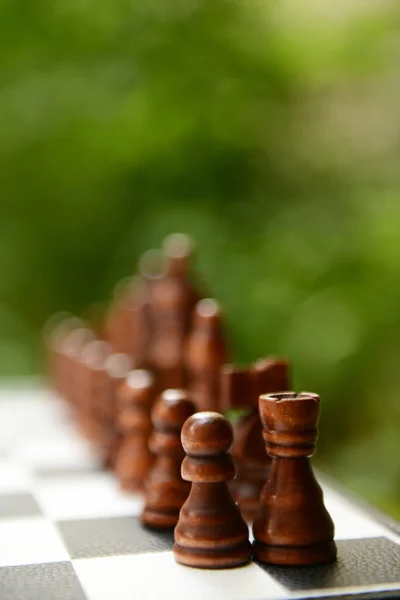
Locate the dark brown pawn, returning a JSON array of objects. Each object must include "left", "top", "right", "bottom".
[
  {"left": 96, "top": 353, "right": 133, "bottom": 468},
  {"left": 186, "top": 299, "right": 227, "bottom": 412},
  {"left": 104, "top": 276, "right": 149, "bottom": 365},
  {"left": 223, "top": 359, "right": 290, "bottom": 521},
  {"left": 115, "top": 370, "right": 156, "bottom": 491},
  {"left": 77, "top": 340, "right": 112, "bottom": 441},
  {"left": 145, "top": 235, "right": 200, "bottom": 390},
  {"left": 253, "top": 392, "right": 337, "bottom": 566},
  {"left": 42, "top": 313, "right": 82, "bottom": 397},
  {"left": 59, "top": 327, "right": 96, "bottom": 410},
  {"left": 174, "top": 412, "right": 252, "bottom": 569},
  {"left": 141, "top": 389, "right": 196, "bottom": 529}
]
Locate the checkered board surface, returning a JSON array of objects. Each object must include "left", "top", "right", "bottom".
[{"left": 0, "top": 383, "right": 399, "bottom": 600}]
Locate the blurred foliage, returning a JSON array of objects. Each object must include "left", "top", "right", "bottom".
[{"left": 0, "top": 0, "right": 400, "bottom": 517}]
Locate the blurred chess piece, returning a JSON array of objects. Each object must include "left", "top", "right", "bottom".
[
  {"left": 143, "top": 234, "right": 201, "bottom": 390},
  {"left": 186, "top": 299, "right": 228, "bottom": 412},
  {"left": 141, "top": 389, "right": 196, "bottom": 529},
  {"left": 104, "top": 276, "right": 150, "bottom": 366},
  {"left": 42, "top": 313, "right": 84, "bottom": 398},
  {"left": 58, "top": 326, "right": 96, "bottom": 411},
  {"left": 115, "top": 370, "right": 157, "bottom": 491},
  {"left": 76, "top": 339, "right": 112, "bottom": 442},
  {"left": 96, "top": 352, "right": 133, "bottom": 468},
  {"left": 222, "top": 357, "right": 290, "bottom": 521}
]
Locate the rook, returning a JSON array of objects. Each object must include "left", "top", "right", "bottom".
[{"left": 253, "top": 392, "right": 337, "bottom": 566}]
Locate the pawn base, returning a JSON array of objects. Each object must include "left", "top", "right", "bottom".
[
  {"left": 140, "top": 508, "right": 179, "bottom": 530},
  {"left": 253, "top": 539, "right": 337, "bottom": 566},
  {"left": 173, "top": 540, "right": 252, "bottom": 569}
]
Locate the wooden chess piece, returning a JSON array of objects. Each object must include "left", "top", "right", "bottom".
[
  {"left": 137, "top": 248, "right": 165, "bottom": 378},
  {"left": 252, "top": 357, "right": 289, "bottom": 406},
  {"left": 222, "top": 366, "right": 262, "bottom": 521},
  {"left": 104, "top": 276, "right": 149, "bottom": 365},
  {"left": 115, "top": 370, "right": 156, "bottom": 491},
  {"left": 185, "top": 299, "right": 227, "bottom": 412},
  {"left": 42, "top": 313, "right": 82, "bottom": 397},
  {"left": 96, "top": 352, "right": 133, "bottom": 468},
  {"left": 223, "top": 359, "right": 290, "bottom": 521},
  {"left": 104, "top": 278, "right": 133, "bottom": 354},
  {"left": 77, "top": 340, "right": 112, "bottom": 441},
  {"left": 253, "top": 392, "right": 337, "bottom": 566},
  {"left": 141, "top": 389, "right": 196, "bottom": 529},
  {"left": 59, "top": 327, "right": 96, "bottom": 410},
  {"left": 174, "top": 412, "right": 252, "bottom": 569},
  {"left": 145, "top": 235, "right": 200, "bottom": 390}
]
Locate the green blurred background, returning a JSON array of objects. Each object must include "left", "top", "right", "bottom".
[{"left": 0, "top": 0, "right": 399, "bottom": 518}]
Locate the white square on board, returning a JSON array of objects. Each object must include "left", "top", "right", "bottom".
[
  {"left": 36, "top": 472, "right": 143, "bottom": 521},
  {"left": 73, "top": 551, "right": 286, "bottom": 600},
  {"left": 0, "top": 460, "right": 32, "bottom": 493},
  {"left": 0, "top": 517, "right": 69, "bottom": 566},
  {"left": 323, "top": 486, "right": 386, "bottom": 540},
  {"left": 11, "top": 436, "right": 100, "bottom": 472}
]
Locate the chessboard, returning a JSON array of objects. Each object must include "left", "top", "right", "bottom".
[{"left": 0, "top": 381, "right": 399, "bottom": 600}]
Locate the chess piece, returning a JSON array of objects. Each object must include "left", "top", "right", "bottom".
[
  {"left": 186, "top": 299, "right": 227, "bottom": 412},
  {"left": 115, "top": 370, "right": 156, "bottom": 491},
  {"left": 104, "top": 278, "right": 133, "bottom": 354},
  {"left": 141, "top": 389, "right": 196, "bottom": 529},
  {"left": 96, "top": 352, "right": 133, "bottom": 468},
  {"left": 174, "top": 412, "right": 252, "bottom": 569},
  {"left": 42, "top": 313, "right": 82, "bottom": 397},
  {"left": 251, "top": 357, "right": 289, "bottom": 408},
  {"left": 77, "top": 340, "right": 112, "bottom": 441},
  {"left": 223, "top": 359, "right": 290, "bottom": 521},
  {"left": 59, "top": 327, "right": 96, "bottom": 409},
  {"left": 145, "top": 234, "right": 200, "bottom": 390},
  {"left": 104, "top": 276, "right": 150, "bottom": 365},
  {"left": 253, "top": 392, "right": 337, "bottom": 566}
]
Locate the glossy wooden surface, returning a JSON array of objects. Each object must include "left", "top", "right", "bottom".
[
  {"left": 223, "top": 359, "right": 291, "bottom": 521},
  {"left": 145, "top": 235, "right": 200, "bottom": 390},
  {"left": 115, "top": 369, "right": 156, "bottom": 491},
  {"left": 252, "top": 392, "right": 337, "bottom": 566},
  {"left": 174, "top": 412, "right": 252, "bottom": 569},
  {"left": 104, "top": 276, "right": 150, "bottom": 366},
  {"left": 185, "top": 299, "right": 227, "bottom": 412},
  {"left": 141, "top": 389, "right": 196, "bottom": 529},
  {"left": 76, "top": 339, "right": 112, "bottom": 442},
  {"left": 95, "top": 352, "right": 132, "bottom": 468}
]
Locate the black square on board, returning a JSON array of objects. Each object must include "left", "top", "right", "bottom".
[
  {"left": 0, "top": 562, "right": 87, "bottom": 600},
  {"left": 0, "top": 493, "right": 42, "bottom": 518},
  {"left": 58, "top": 516, "right": 174, "bottom": 559},
  {"left": 257, "top": 537, "right": 400, "bottom": 592}
]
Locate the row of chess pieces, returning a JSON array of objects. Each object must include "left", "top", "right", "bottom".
[{"left": 45, "top": 233, "right": 337, "bottom": 568}]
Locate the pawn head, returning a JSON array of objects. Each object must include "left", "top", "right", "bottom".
[
  {"left": 181, "top": 411, "right": 233, "bottom": 457},
  {"left": 117, "top": 369, "right": 155, "bottom": 408},
  {"left": 152, "top": 389, "right": 196, "bottom": 431}
]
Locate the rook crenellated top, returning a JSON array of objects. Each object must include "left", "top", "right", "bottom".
[{"left": 259, "top": 392, "right": 320, "bottom": 458}]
